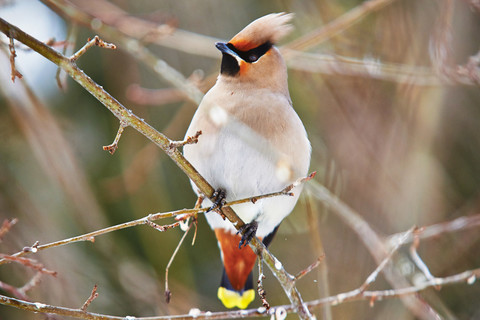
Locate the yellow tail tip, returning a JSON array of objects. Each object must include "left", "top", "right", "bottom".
[{"left": 217, "top": 287, "right": 255, "bottom": 309}]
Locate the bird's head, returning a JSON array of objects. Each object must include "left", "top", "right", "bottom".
[{"left": 215, "top": 13, "right": 293, "bottom": 92}]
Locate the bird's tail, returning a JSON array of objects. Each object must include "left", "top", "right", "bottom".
[
  {"left": 217, "top": 268, "right": 255, "bottom": 309},
  {"left": 215, "top": 226, "right": 279, "bottom": 309}
]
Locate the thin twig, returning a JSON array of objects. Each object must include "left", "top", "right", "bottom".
[
  {"left": 227, "top": 190, "right": 294, "bottom": 207},
  {"left": 169, "top": 130, "right": 202, "bottom": 150},
  {"left": 257, "top": 258, "right": 270, "bottom": 310},
  {"left": 80, "top": 284, "right": 99, "bottom": 312},
  {"left": 0, "top": 271, "right": 46, "bottom": 300},
  {"left": 56, "top": 23, "right": 77, "bottom": 90},
  {"left": 285, "top": 171, "right": 317, "bottom": 193},
  {"left": 191, "top": 216, "right": 198, "bottom": 246},
  {"left": 359, "top": 227, "right": 415, "bottom": 293},
  {"left": 8, "top": 34, "right": 23, "bottom": 81},
  {"left": 164, "top": 222, "right": 193, "bottom": 304},
  {"left": 0, "top": 281, "right": 29, "bottom": 301},
  {"left": 103, "top": 121, "right": 127, "bottom": 155},
  {"left": 387, "top": 213, "right": 480, "bottom": 248},
  {"left": 70, "top": 35, "right": 116, "bottom": 62},
  {"left": 409, "top": 229, "right": 436, "bottom": 284},
  {"left": 146, "top": 220, "right": 181, "bottom": 232},
  {"left": 18, "top": 272, "right": 43, "bottom": 296},
  {"left": 294, "top": 255, "right": 325, "bottom": 282},
  {"left": 189, "top": 197, "right": 204, "bottom": 246},
  {"left": 0, "top": 255, "right": 57, "bottom": 276},
  {"left": 226, "top": 172, "right": 316, "bottom": 207}
]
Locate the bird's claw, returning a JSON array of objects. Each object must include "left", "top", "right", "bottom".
[
  {"left": 237, "top": 221, "right": 258, "bottom": 249},
  {"left": 206, "top": 188, "right": 227, "bottom": 213}
]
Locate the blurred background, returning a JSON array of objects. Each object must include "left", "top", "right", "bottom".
[{"left": 1, "top": 0, "right": 480, "bottom": 319}]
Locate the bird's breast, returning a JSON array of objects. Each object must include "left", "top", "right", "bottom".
[{"left": 184, "top": 85, "right": 310, "bottom": 235}]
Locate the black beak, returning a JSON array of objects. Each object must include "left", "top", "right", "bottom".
[{"left": 215, "top": 42, "right": 239, "bottom": 58}]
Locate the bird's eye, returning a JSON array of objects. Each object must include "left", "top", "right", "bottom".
[{"left": 249, "top": 54, "right": 258, "bottom": 62}]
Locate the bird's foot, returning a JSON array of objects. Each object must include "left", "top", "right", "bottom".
[
  {"left": 237, "top": 221, "right": 258, "bottom": 249},
  {"left": 206, "top": 188, "right": 227, "bottom": 213}
]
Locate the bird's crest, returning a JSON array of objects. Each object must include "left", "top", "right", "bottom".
[{"left": 229, "top": 13, "right": 294, "bottom": 51}]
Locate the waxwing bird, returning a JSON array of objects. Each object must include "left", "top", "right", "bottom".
[{"left": 183, "top": 13, "right": 311, "bottom": 309}]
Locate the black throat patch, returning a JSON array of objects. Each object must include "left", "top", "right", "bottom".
[
  {"left": 220, "top": 53, "right": 240, "bottom": 76},
  {"left": 219, "top": 41, "right": 272, "bottom": 77}
]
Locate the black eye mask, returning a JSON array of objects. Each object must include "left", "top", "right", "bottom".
[{"left": 227, "top": 41, "right": 272, "bottom": 63}]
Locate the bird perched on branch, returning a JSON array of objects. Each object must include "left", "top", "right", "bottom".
[{"left": 184, "top": 13, "right": 311, "bottom": 309}]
